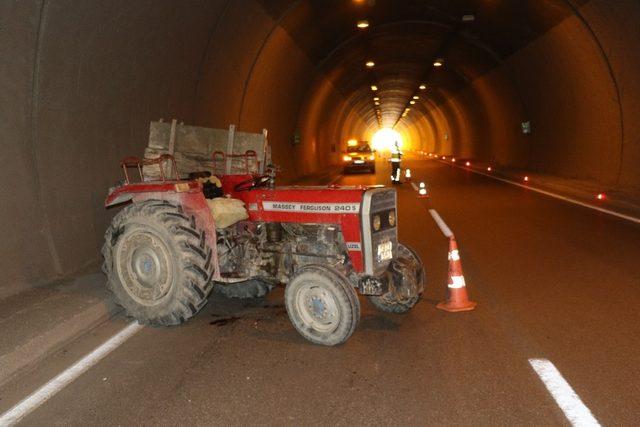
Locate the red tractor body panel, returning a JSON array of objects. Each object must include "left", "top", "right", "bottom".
[
  {"left": 106, "top": 180, "right": 376, "bottom": 273},
  {"left": 232, "top": 185, "right": 374, "bottom": 272}
]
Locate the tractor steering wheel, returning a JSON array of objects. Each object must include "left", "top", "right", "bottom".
[{"left": 234, "top": 175, "right": 271, "bottom": 192}]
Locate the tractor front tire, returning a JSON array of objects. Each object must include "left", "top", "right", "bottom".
[
  {"left": 102, "top": 200, "right": 214, "bottom": 326},
  {"left": 285, "top": 265, "right": 360, "bottom": 346},
  {"left": 368, "top": 244, "right": 424, "bottom": 314}
]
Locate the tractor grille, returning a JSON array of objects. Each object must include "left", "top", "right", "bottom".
[{"left": 362, "top": 188, "right": 398, "bottom": 275}]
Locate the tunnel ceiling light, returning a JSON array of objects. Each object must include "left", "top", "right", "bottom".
[
  {"left": 462, "top": 14, "right": 475, "bottom": 22},
  {"left": 434, "top": 58, "right": 444, "bottom": 67},
  {"left": 373, "top": 96, "right": 379, "bottom": 101},
  {"left": 365, "top": 60, "right": 375, "bottom": 68},
  {"left": 419, "top": 84, "right": 427, "bottom": 90},
  {"left": 374, "top": 101, "right": 380, "bottom": 106},
  {"left": 356, "top": 20, "right": 370, "bottom": 29},
  {"left": 371, "top": 85, "right": 378, "bottom": 91},
  {"left": 413, "top": 95, "right": 419, "bottom": 100},
  {"left": 410, "top": 100, "right": 416, "bottom": 105}
]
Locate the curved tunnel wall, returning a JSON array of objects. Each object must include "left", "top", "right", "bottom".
[{"left": 1, "top": 0, "right": 640, "bottom": 297}]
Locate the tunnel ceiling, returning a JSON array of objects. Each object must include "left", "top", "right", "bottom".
[{"left": 257, "top": 0, "right": 590, "bottom": 130}]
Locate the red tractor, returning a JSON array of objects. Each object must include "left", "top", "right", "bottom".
[{"left": 103, "top": 150, "right": 424, "bottom": 346}]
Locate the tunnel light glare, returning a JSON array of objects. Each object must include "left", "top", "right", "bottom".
[
  {"left": 366, "top": 60, "right": 375, "bottom": 68},
  {"left": 356, "top": 20, "right": 370, "bottom": 29},
  {"left": 419, "top": 84, "right": 427, "bottom": 90},
  {"left": 371, "top": 85, "right": 378, "bottom": 91},
  {"left": 372, "top": 128, "right": 403, "bottom": 152}
]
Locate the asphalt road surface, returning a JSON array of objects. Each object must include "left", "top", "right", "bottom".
[{"left": 1, "top": 156, "right": 639, "bottom": 426}]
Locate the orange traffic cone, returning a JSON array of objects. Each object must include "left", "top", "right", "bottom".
[{"left": 437, "top": 236, "right": 477, "bottom": 312}]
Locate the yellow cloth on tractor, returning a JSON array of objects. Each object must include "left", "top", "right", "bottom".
[
  {"left": 196, "top": 175, "right": 222, "bottom": 187},
  {"left": 206, "top": 197, "right": 249, "bottom": 229}
]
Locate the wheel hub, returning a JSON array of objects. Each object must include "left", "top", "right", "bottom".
[
  {"left": 116, "top": 230, "right": 173, "bottom": 305},
  {"left": 296, "top": 284, "right": 339, "bottom": 333}
]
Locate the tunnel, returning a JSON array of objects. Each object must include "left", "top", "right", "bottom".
[
  {"left": 4, "top": 1, "right": 640, "bottom": 424},
  {"left": 1, "top": 1, "right": 639, "bottom": 301}
]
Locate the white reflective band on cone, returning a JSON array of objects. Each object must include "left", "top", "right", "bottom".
[
  {"left": 448, "top": 275, "right": 466, "bottom": 289},
  {"left": 448, "top": 249, "right": 460, "bottom": 261}
]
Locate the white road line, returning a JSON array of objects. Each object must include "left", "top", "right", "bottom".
[
  {"left": 529, "top": 359, "right": 601, "bottom": 427},
  {"left": 328, "top": 174, "right": 342, "bottom": 185},
  {"left": 410, "top": 182, "right": 419, "bottom": 191},
  {"left": 439, "top": 160, "right": 640, "bottom": 225},
  {"left": 0, "top": 322, "right": 143, "bottom": 426},
  {"left": 428, "top": 209, "right": 454, "bottom": 238}
]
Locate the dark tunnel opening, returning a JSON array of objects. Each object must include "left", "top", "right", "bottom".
[{"left": 1, "top": 0, "right": 640, "bottom": 296}]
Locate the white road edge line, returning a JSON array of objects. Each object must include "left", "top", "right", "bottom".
[
  {"left": 439, "top": 160, "right": 640, "bottom": 225},
  {"left": 328, "top": 174, "right": 342, "bottom": 185},
  {"left": 0, "top": 322, "right": 143, "bottom": 426},
  {"left": 529, "top": 359, "right": 601, "bottom": 427},
  {"left": 428, "top": 209, "right": 454, "bottom": 238}
]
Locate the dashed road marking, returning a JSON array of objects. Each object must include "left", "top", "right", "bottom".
[
  {"left": 428, "top": 209, "right": 454, "bottom": 238},
  {"left": 529, "top": 359, "right": 601, "bottom": 427},
  {"left": 0, "top": 322, "right": 143, "bottom": 426}
]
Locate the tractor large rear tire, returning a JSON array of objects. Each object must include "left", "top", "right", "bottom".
[{"left": 102, "top": 200, "right": 215, "bottom": 326}]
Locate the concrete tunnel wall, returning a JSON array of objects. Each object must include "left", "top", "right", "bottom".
[
  {"left": 424, "top": 0, "right": 640, "bottom": 189},
  {"left": 1, "top": 0, "right": 640, "bottom": 297}
]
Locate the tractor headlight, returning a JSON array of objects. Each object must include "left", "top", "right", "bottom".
[
  {"left": 388, "top": 210, "right": 396, "bottom": 227},
  {"left": 372, "top": 214, "right": 381, "bottom": 231}
]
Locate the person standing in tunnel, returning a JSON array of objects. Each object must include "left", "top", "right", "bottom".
[{"left": 390, "top": 141, "right": 402, "bottom": 184}]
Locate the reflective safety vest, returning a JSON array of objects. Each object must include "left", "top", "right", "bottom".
[{"left": 390, "top": 149, "right": 402, "bottom": 162}]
